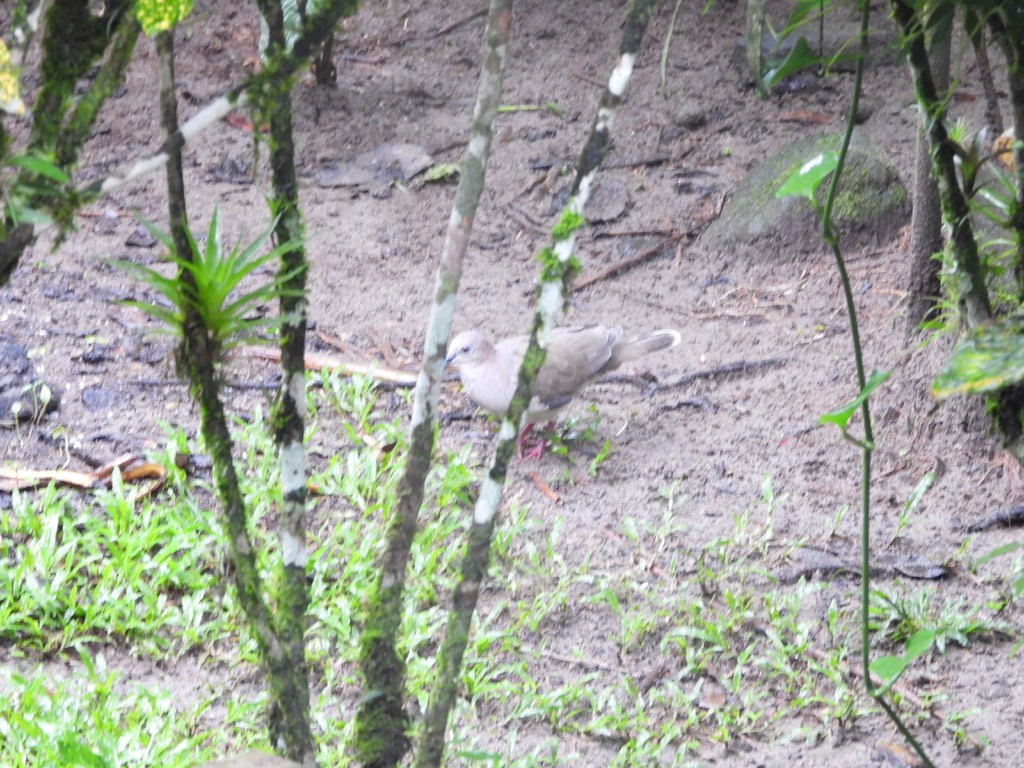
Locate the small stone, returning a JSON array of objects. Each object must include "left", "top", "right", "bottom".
[
  {"left": 81, "top": 385, "right": 115, "bottom": 412},
  {"left": 125, "top": 226, "right": 158, "bottom": 248}
]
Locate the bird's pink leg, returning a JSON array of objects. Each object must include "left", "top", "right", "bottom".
[{"left": 516, "top": 421, "right": 556, "bottom": 460}]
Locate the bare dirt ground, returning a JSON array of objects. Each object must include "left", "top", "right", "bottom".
[{"left": 3, "top": 0, "right": 1024, "bottom": 765}]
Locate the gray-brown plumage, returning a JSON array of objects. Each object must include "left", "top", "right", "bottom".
[{"left": 446, "top": 324, "right": 681, "bottom": 424}]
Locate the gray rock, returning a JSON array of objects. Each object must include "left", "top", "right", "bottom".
[
  {"left": 193, "top": 751, "right": 301, "bottom": 768},
  {"left": 81, "top": 385, "right": 116, "bottom": 412},
  {"left": 316, "top": 143, "right": 433, "bottom": 199},
  {"left": 701, "top": 128, "right": 908, "bottom": 253}
]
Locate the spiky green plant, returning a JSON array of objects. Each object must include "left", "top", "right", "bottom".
[{"left": 113, "top": 208, "right": 299, "bottom": 361}]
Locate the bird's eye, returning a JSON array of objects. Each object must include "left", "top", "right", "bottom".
[{"left": 461, "top": 345, "right": 472, "bottom": 355}]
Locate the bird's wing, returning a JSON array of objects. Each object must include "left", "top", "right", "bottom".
[{"left": 534, "top": 326, "right": 620, "bottom": 406}]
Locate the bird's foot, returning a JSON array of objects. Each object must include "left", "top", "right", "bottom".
[{"left": 516, "top": 421, "right": 556, "bottom": 461}]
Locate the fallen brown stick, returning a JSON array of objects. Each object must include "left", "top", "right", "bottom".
[
  {"left": 660, "top": 358, "right": 787, "bottom": 391},
  {"left": 0, "top": 453, "right": 165, "bottom": 493},
  {"left": 573, "top": 241, "right": 670, "bottom": 292},
  {"left": 526, "top": 471, "right": 561, "bottom": 504}
]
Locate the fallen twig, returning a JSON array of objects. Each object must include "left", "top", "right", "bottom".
[
  {"left": 537, "top": 649, "right": 616, "bottom": 671},
  {"left": 428, "top": 8, "right": 488, "bottom": 39},
  {"left": 131, "top": 378, "right": 278, "bottom": 390},
  {"left": 504, "top": 203, "right": 548, "bottom": 235},
  {"left": 660, "top": 358, "right": 786, "bottom": 391},
  {"left": 587, "top": 227, "right": 679, "bottom": 240},
  {"left": 247, "top": 346, "right": 417, "bottom": 386},
  {"left": 598, "top": 371, "right": 660, "bottom": 392},
  {"left": 657, "top": 396, "right": 716, "bottom": 413},
  {"left": 526, "top": 471, "right": 561, "bottom": 504},
  {"left": 605, "top": 153, "right": 670, "bottom": 170},
  {"left": 965, "top": 505, "right": 1024, "bottom": 533},
  {"left": 0, "top": 452, "right": 165, "bottom": 493},
  {"left": 570, "top": 71, "right": 606, "bottom": 89},
  {"left": 573, "top": 240, "right": 672, "bottom": 292}
]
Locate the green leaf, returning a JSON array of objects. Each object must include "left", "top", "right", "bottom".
[
  {"left": 819, "top": 369, "right": 891, "bottom": 431},
  {"left": 110, "top": 206, "right": 298, "bottom": 354},
  {"left": 870, "top": 654, "right": 907, "bottom": 685},
  {"left": 9, "top": 153, "right": 70, "bottom": 183},
  {"left": 778, "top": 0, "right": 827, "bottom": 37},
  {"left": 932, "top": 318, "right": 1024, "bottom": 399},
  {"left": 6, "top": 204, "right": 54, "bottom": 227},
  {"left": 4, "top": 709, "right": 44, "bottom": 739},
  {"left": 776, "top": 150, "right": 839, "bottom": 200},
  {"left": 975, "top": 541, "right": 1024, "bottom": 568},
  {"left": 419, "top": 163, "right": 460, "bottom": 184},
  {"left": 904, "top": 629, "right": 935, "bottom": 661},
  {"left": 134, "top": 0, "right": 195, "bottom": 34},
  {"left": 902, "top": 470, "right": 935, "bottom": 516},
  {"left": 135, "top": 215, "right": 177, "bottom": 253},
  {"left": 763, "top": 36, "right": 821, "bottom": 91},
  {"left": 457, "top": 750, "right": 501, "bottom": 767},
  {"left": 58, "top": 736, "right": 108, "bottom": 768}
]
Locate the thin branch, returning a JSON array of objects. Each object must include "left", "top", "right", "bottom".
[
  {"left": 413, "top": 3, "right": 657, "bottom": 768},
  {"left": 833, "top": 3, "right": 935, "bottom": 764},
  {"left": 355, "top": 1, "right": 514, "bottom": 766},
  {"left": 572, "top": 239, "right": 672, "bottom": 291},
  {"left": 254, "top": 0, "right": 316, "bottom": 761},
  {"left": 1, "top": 0, "right": 357, "bottom": 282}
]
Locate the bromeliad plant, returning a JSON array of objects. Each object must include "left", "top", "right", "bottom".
[{"left": 114, "top": 207, "right": 299, "bottom": 367}]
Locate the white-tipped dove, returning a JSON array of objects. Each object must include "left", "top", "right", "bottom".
[{"left": 446, "top": 325, "right": 680, "bottom": 458}]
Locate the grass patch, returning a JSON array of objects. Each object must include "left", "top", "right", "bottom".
[
  {"left": 0, "top": 650, "right": 232, "bottom": 768},
  {"left": 1, "top": 374, "right": 1019, "bottom": 765}
]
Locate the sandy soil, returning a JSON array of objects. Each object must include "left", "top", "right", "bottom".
[{"left": 2, "top": 0, "right": 1023, "bottom": 765}]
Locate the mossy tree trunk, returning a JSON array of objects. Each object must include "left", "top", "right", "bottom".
[
  {"left": 905, "top": 5, "right": 950, "bottom": 332},
  {"left": 890, "top": 0, "right": 991, "bottom": 329},
  {"left": 1, "top": 0, "right": 137, "bottom": 284},
  {"left": 254, "top": 0, "right": 317, "bottom": 762},
  {"left": 0, "top": 0, "right": 357, "bottom": 287},
  {"left": 892, "top": 0, "right": 1024, "bottom": 464},
  {"left": 354, "top": 1, "right": 513, "bottom": 765},
  {"left": 154, "top": 27, "right": 317, "bottom": 767},
  {"left": 29, "top": 0, "right": 132, "bottom": 153},
  {"left": 413, "top": 1, "right": 656, "bottom": 766}
]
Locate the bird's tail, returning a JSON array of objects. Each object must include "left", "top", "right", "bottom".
[{"left": 611, "top": 329, "right": 681, "bottom": 365}]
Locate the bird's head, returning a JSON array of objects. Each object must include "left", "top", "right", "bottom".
[{"left": 446, "top": 330, "right": 492, "bottom": 367}]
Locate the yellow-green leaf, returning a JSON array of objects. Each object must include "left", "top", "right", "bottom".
[
  {"left": 0, "top": 38, "right": 24, "bottom": 116},
  {"left": 134, "top": 0, "right": 195, "bottom": 35},
  {"left": 932, "top": 318, "right": 1024, "bottom": 399}
]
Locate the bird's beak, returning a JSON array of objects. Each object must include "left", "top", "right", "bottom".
[{"left": 444, "top": 350, "right": 457, "bottom": 366}]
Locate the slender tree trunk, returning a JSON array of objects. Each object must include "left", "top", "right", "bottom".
[
  {"left": 355, "top": 2, "right": 513, "bottom": 765},
  {"left": 966, "top": 9, "right": 1002, "bottom": 135},
  {"left": 987, "top": 13, "right": 1024, "bottom": 300},
  {"left": 905, "top": 7, "right": 950, "bottom": 332},
  {"left": 414, "top": 2, "right": 657, "bottom": 767},
  {"left": 156, "top": 27, "right": 316, "bottom": 766},
  {"left": 891, "top": 0, "right": 991, "bottom": 330},
  {"left": 254, "top": 0, "right": 317, "bottom": 762},
  {"left": 746, "top": 0, "right": 766, "bottom": 96}
]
